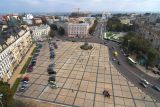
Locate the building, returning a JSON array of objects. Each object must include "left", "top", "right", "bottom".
[
  {"left": 54, "top": 17, "right": 95, "bottom": 38},
  {"left": 66, "top": 23, "right": 89, "bottom": 38},
  {"left": 30, "top": 25, "right": 50, "bottom": 41},
  {"left": 33, "top": 18, "right": 43, "bottom": 25},
  {"left": 120, "top": 17, "right": 132, "bottom": 25},
  {"left": 101, "top": 12, "right": 112, "bottom": 20},
  {"left": 45, "top": 16, "right": 55, "bottom": 24},
  {"left": 0, "top": 26, "right": 32, "bottom": 81},
  {"left": 23, "top": 14, "right": 34, "bottom": 25}
]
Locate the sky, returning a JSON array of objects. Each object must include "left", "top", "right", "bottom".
[{"left": 0, "top": 0, "right": 160, "bottom": 13}]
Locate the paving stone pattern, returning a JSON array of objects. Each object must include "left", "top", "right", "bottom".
[{"left": 16, "top": 41, "right": 160, "bottom": 107}]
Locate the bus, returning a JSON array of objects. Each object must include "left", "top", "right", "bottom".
[{"left": 127, "top": 57, "right": 137, "bottom": 66}]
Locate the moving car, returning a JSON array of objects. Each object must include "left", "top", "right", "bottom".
[
  {"left": 139, "top": 79, "right": 150, "bottom": 88},
  {"left": 140, "top": 82, "right": 148, "bottom": 88},
  {"left": 141, "top": 79, "right": 150, "bottom": 85},
  {"left": 152, "top": 85, "right": 160, "bottom": 92}
]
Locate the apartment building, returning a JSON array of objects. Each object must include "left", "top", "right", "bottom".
[
  {"left": 134, "top": 17, "right": 160, "bottom": 52},
  {"left": 0, "top": 26, "right": 32, "bottom": 81},
  {"left": 30, "top": 25, "right": 50, "bottom": 41}
]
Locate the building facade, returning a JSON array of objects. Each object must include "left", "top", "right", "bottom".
[
  {"left": 0, "top": 26, "right": 32, "bottom": 81},
  {"left": 66, "top": 23, "right": 89, "bottom": 38},
  {"left": 30, "top": 25, "right": 50, "bottom": 41},
  {"left": 23, "top": 14, "right": 34, "bottom": 25},
  {"left": 54, "top": 17, "right": 95, "bottom": 38}
]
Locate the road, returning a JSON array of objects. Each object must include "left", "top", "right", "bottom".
[{"left": 94, "top": 21, "right": 160, "bottom": 101}]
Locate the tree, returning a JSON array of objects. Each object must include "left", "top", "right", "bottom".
[
  {"left": 0, "top": 81, "right": 14, "bottom": 107},
  {"left": 122, "top": 32, "right": 158, "bottom": 67},
  {"left": 50, "top": 24, "right": 58, "bottom": 31},
  {"left": 58, "top": 27, "right": 65, "bottom": 36},
  {"left": 106, "top": 17, "right": 135, "bottom": 32},
  {"left": 49, "top": 29, "right": 55, "bottom": 38},
  {"left": 146, "top": 48, "right": 158, "bottom": 67},
  {"left": 89, "top": 20, "right": 98, "bottom": 35}
]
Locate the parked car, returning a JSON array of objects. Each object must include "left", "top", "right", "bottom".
[
  {"left": 48, "top": 70, "right": 56, "bottom": 75},
  {"left": 36, "top": 49, "right": 40, "bottom": 53},
  {"left": 27, "top": 65, "right": 33, "bottom": 72},
  {"left": 152, "top": 85, "right": 160, "bottom": 92},
  {"left": 54, "top": 44, "right": 58, "bottom": 49},
  {"left": 50, "top": 52, "right": 55, "bottom": 59},
  {"left": 31, "top": 60, "right": 36, "bottom": 66},
  {"left": 48, "top": 76, "right": 56, "bottom": 82},
  {"left": 19, "top": 76, "right": 29, "bottom": 92},
  {"left": 48, "top": 64, "right": 54, "bottom": 68}
]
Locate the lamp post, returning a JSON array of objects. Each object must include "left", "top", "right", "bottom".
[
  {"left": 127, "top": 40, "right": 131, "bottom": 53},
  {"left": 0, "top": 94, "right": 4, "bottom": 107}
]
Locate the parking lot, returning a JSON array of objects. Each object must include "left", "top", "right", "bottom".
[{"left": 16, "top": 41, "right": 160, "bottom": 107}]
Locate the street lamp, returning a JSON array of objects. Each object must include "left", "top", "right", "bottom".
[
  {"left": 0, "top": 94, "right": 4, "bottom": 107},
  {"left": 127, "top": 40, "right": 131, "bottom": 53}
]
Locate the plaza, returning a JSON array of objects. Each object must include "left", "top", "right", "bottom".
[{"left": 16, "top": 41, "right": 160, "bottom": 107}]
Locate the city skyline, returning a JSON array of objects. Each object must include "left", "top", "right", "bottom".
[{"left": 0, "top": 0, "right": 160, "bottom": 13}]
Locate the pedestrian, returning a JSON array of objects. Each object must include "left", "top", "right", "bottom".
[{"left": 144, "top": 96, "right": 146, "bottom": 99}]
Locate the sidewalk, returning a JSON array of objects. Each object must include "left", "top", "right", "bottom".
[
  {"left": 8, "top": 44, "right": 36, "bottom": 87},
  {"left": 136, "top": 64, "right": 160, "bottom": 79},
  {"left": 130, "top": 55, "right": 160, "bottom": 79}
]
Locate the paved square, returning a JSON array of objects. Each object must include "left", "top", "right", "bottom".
[{"left": 16, "top": 41, "right": 160, "bottom": 107}]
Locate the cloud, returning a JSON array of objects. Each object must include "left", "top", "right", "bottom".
[{"left": 0, "top": 0, "right": 160, "bottom": 13}]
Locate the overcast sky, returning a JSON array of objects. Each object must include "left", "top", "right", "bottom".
[{"left": 0, "top": 0, "right": 160, "bottom": 13}]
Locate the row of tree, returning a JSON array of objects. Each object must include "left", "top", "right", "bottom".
[
  {"left": 106, "top": 17, "right": 136, "bottom": 32},
  {"left": 122, "top": 32, "right": 159, "bottom": 67},
  {"left": 89, "top": 20, "right": 98, "bottom": 35},
  {"left": 49, "top": 24, "right": 65, "bottom": 38}
]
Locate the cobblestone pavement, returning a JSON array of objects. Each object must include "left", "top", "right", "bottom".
[{"left": 16, "top": 41, "right": 160, "bottom": 107}]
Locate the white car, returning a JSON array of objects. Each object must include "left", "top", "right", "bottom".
[{"left": 141, "top": 79, "right": 150, "bottom": 85}]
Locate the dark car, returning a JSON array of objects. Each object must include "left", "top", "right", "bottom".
[
  {"left": 36, "top": 49, "right": 40, "bottom": 53},
  {"left": 50, "top": 53, "right": 55, "bottom": 59},
  {"left": 50, "top": 47, "right": 54, "bottom": 51},
  {"left": 27, "top": 65, "right": 33, "bottom": 72},
  {"left": 47, "top": 67, "right": 53, "bottom": 72},
  {"left": 48, "top": 76, "right": 56, "bottom": 82},
  {"left": 54, "top": 44, "right": 58, "bottom": 49},
  {"left": 48, "top": 64, "right": 54, "bottom": 68},
  {"left": 152, "top": 85, "right": 160, "bottom": 92},
  {"left": 31, "top": 60, "right": 36, "bottom": 66},
  {"left": 48, "top": 70, "right": 56, "bottom": 75}
]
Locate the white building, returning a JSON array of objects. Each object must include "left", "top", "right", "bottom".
[
  {"left": 66, "top": 23, "right": 89, "bottom": 38},
  {"left": 54, "top": 17, "right": 95, "bottom": 38},
  {"left": 0, "top": 26, "right": 32, "bottom": 81},
  {"left": 102, "top": 12, "right": 112, "bottom": 20},
  {"left": 23, "top": 14, "right": 34, "bottom": 25},
  {"left": 30, "top": 25, "right": 50, "bottom": 41}
]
